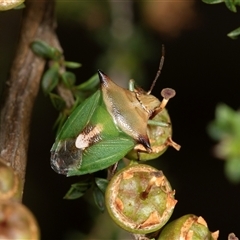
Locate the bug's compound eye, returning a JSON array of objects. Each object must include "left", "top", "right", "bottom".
[{"left": 50, "top": 139, "right": 82, "bottom": 175}]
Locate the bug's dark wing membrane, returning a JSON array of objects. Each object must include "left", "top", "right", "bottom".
[{"left": 51, "top": 138, "right": 83, "bottom": 175}]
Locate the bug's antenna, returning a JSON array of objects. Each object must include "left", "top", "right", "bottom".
[{"left": 147, "top": 44, "right": 165, "bottom": 95}]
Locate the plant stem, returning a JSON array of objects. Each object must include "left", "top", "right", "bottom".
[{"left": 0, "top": 0, "right": 56, "bottom": 200}]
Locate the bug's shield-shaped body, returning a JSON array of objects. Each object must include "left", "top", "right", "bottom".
[
  {"left": 99, "top": 71, "right": 160, "bottom": 152},
  {"left": 51, "top": 70, "right": 166, "bottom": 176},
  {"left": 51, "top": 87, "right": 136, "bottom": 176}
]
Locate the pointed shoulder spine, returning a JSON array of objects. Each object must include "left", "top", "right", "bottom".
[{"left": 98, "top": 69, "right": 109, "bottom": 87}]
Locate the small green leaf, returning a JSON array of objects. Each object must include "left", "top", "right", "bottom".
[
  {"left": 49, "top": 93, "right": 66, "bottom": 111},
  {"left": 93, "top": 185, "right": 105, "bottom": 212},
  {"left": 42, "top": 66, "right": 59, "bottom": 94},
  {"left": 95, "top": 178, "right": 109, "bottom": 193},
  {"left": 207, "top": 104, "right": 238, "bottom": 140},
  {"left": 227, "top": 27, "right": 240, "bottom": 39},
  {"left": 208, "top": 122, "right": 225, "bottom": 141},
  {"left": 31, "top": 40, "right": 62, "bottom": 60},
  {"left": 61, "top": 71, "right": 76, "bottom": 88},
  {"left": 76, "top": 73, "right": 99, "bottom": 91},
  {"left": 64, "top": 61, "right": 82, "bottom": 69},
  {"left": 64, "top": 181, "right": 92, "bottom": 199},
  {"left": 215, "top": 104, "right": 238, "bottom": 130},
  {"left": 225, "top": 158, "right": 240, "bottom": 183},
  {"left": 202, "top": 0, "right": 224, "bottom": 3},
  {"left": 224, "top": 0, "right": 237, "bottom": 12},
  {"left": 52, "top": 50, "right": 62, "bottom": 60}
]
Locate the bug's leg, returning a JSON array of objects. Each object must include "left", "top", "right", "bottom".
[
  {"left": 166, "top": 137, "right": 181, "bottom": 151},
  {"left": 107, "top": 161, "right": 119, "bottom": 180},
  {"left": 134, "top": 144, "right": 152, "bottom": 158}
]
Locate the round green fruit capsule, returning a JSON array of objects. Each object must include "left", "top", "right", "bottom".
[
  {"left": 0, "top": 158, "right": 21, "bottom": 201},
  {"left": 105, "top": 163, "right": 177, "bottom": 234},
  {"left": 127, "top": 101, "right": 180, "bottom": 161},
  {"left": 0, "top": 200, "right": 40, "bottom": 239},
  {"left": 158, "top": 214, "right": 219, "bottom": 240},
  {"left": 0, "top": 0, "right": 24, "bottom": 11}
]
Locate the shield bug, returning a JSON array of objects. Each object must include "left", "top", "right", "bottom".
[{"left": 51, "top": 57, "right": 180, "bottom": 177}]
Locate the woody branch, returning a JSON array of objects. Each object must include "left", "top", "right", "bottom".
[{"left": 0, "top": 0, "right": 57, "bottom": 199}]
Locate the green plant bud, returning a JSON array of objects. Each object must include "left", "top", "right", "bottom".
[
  {"left": 105, "top": 163, "right": 177, "bottom": 234},
  {"left": 61, "top": 71, "right": 76, "bottom": 88},
  {"left": 158, "top": 214, "right": 219, "bottom": 240},
  {"left": 31, "top": 40, "right": 61, "bottom": 60},
  {"left": 42, "top": 65, "right": 59, "bottom": 95},
  {"left": 0, "top": 0, "right": 24, "bottom": 11},
  {"left": 0, "top": 158, "right": 21, "bottom": 201},
  {"left": 64, "top": 61, "right": 82, "bottom": 69},
  {"left": 49, "top": 93, "right": 66, "bottom": 111},
  {"left": 64, "top": 180, "right": 92, "bottom": 200},
  {"left": 0, "top": 200, "right": 40, "bottom": 239},
  {"left": 227, "top": 27, "right": 240, "bottom": 40}
]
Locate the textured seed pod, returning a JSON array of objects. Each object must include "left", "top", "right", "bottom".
[
  {"left": 105, "top": 163, "right": 177, "bottom": 234},
  {"left": 127, "top": 108, "right": 180, "bottom": 161},
  {"left": 0, "top": 158, "right": 21, "bottom": 201},
  {"left": 0, "top": 200, "right": 40, "bottom": 239},
  {"left": 0, "top": 0, "right": 24, "bottom": 10},
  {"left": 158, "top": 214, "right": 219, "bottom": 240}
]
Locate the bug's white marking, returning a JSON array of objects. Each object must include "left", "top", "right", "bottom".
[{"left": 75, "top": 124, "right": 103, "bottom": 149}]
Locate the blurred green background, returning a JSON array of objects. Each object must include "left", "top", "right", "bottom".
[{"left": 1, "top": 1, "right": 240, "bottom": 239}]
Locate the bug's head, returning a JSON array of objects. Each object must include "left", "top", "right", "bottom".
[
  {"left": 138, "top": 45, "right": 176, "bottom": 119},
  {"left": 136, "top": 87, "right": 175, "bottom": 120}
]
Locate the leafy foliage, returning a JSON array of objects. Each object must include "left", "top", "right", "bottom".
[
  {"left": 64, "top": 180, "right": 92, "bottom": 200},
  {"left": 227, "top": 27, "right": 240, "bottom": 39},
  {"left": 31, "top": 40, "right": 99, "bottom": 132},
  {"left": 203, "top": 0, "right": 240, "bottom": 184},
  {"left": 31, "top": 41, "right": 62, "bottom": 60},
  {"left": 202, "top": 0, "right": 240, "bottom": 38},
  {"left": 64, "top": 177, "right": 108, "bottom": 212},
  {"left": 208, "top": 104, "right": 240, "bottom": 182}
]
